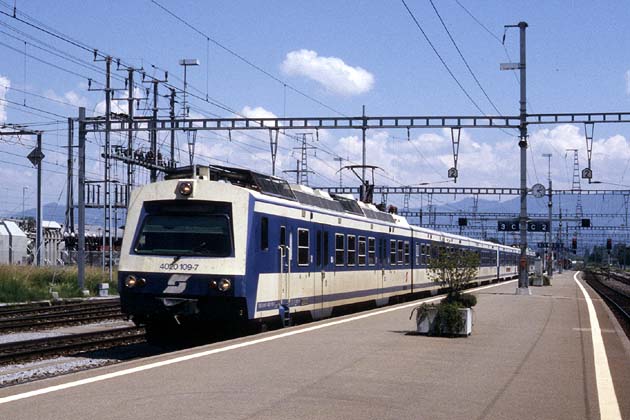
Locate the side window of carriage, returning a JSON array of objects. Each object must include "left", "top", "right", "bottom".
[
  {"left": 347, "top": 235, "right": 357, "bottom": 266},
  {"left": 260, "top": 217, "right": 269, "bottom": 251},
  {"left": 358, "top": 236, "right": 366, "bottom": 266},
  {"left": 368, "top": 237, "right": 376, "bottom": 266},
  {"left": 297, "top": 228, "right": 309, "bottom": 266},
  {"left": 389, "top": 239, "right": 397, "bottom": 265},
  {"left": 335, "top": 233, "right": 345, "bottom": 266}
]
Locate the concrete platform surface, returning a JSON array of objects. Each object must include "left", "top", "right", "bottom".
[{"left": 0, "top": 271, "right": 628, "bottom": 420}]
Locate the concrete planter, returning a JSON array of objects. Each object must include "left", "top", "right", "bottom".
[{"left": 413, "top": 306, "right": 473, "bottom": 336}]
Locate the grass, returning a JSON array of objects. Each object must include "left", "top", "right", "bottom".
[{"left": 0, "top": 265, "right": 118, "bottom": 304}]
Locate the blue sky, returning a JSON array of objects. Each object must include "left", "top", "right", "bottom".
[{"left": 0, "top": 0, "right": 629, "bottom": 222}]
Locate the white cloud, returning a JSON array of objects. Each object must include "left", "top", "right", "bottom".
[
  {"left": 43, "top": 89, "right": 89, "bottom": 109},
  {"left": 281, "top": 49, "right": 374, "bottom": 96},
  {"left": 94, "top": 87, "right": 142, "bottom": 116},
  {"left": 240, "top": 106, "right": 277, "bottom": 119},
  {"left": 0, "top": 75, "right": 10, "bottom": 122}
]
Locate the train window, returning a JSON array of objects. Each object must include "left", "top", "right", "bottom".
[
  {"left": 404, "top": 241, "right": 410, "bottom": 265},
  {"left": 261, "top": 217, "right": 269, "bottom": 251},
  {"left": 134, "top": 213, "right": 232, "bottom": 257},
  {"left": 280, "top": 226, "right": 286, "bottom": 246},
  {"left": 389, "top": 240, "right": 397, "bottom": 265},
  {"left": 397, "top": 240, "right": 404, "bottom": 264},
  {"left": 335, "top": 234, "right": 345, "bottom": 266},
  {"left": 316, "top": 230, "right": 322, "bottom": 267},
  {"left": 348, "top": 235, "right": 357, "bottom": 266},
  {"left": 324, "top": 232, "right": 329, "bottom": 265},
  {"left": 358, "top": 236, "right": 366, "bottom": 266},
  {"left": 298, "top": 228, "right": 309, "bottom": 266},
  {"left": 421, "top": 244, "right": 426, "bottom": 265},
  {"left": 368, "top": 237, "right": 376, "bottom": 265},
  {"left": 415, "top": 243, "right": 420, "bottom": 265}
]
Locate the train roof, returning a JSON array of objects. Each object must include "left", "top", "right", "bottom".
[
  {"left": 167, "top": 165, "right": 397, "bottom": 224},
  {"left": 164, "top": 165, "right": 534, "bottom": 255}
]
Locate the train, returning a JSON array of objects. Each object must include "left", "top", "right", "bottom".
[{"left": 118, "top": 165, "right": 534, "bottom": 333}]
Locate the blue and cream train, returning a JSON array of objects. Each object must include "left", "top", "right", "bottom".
[{"left": 118, "top": 165, "right": 533, "bottom": 330}]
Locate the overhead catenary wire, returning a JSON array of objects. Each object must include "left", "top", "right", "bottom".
[
  {"left": 400, "top": 0, "right": 487, "bottom": 116},
  {"left": 150, "top": 0, "right": 349, "bottom": 117},
  {"left": 428, "top": 0, "right": 503, "bottom": 117}
]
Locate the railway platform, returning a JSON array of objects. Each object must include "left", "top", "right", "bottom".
[{"left": 0, "top": 271, "right": 628, "bottom": 419}]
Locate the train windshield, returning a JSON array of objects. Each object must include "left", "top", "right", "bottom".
[{"left": 133, "top": 201, "right": 233, "bottom": 257}]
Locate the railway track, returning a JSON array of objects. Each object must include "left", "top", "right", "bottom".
[
  {"left": 583, "top": 270, "right": 630, "bottom": 334},
  {"left": 0, "top": 326, "right": 146, "bottom": 365},
  {"left": 0, "top": 300, "right": 125, "bottom": 332}
]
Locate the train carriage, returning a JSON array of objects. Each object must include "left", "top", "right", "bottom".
[{"left": 118, "top": 165, "right": 531, "bottom": 332}]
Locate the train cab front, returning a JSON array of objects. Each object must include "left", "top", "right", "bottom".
[{"left": 118, "top": 187, "right": 249, "bottom": 328}]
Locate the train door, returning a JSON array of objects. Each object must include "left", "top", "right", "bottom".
[
  {"left": 312, "top": 229, "right": 326, "bottom": 319},
  {"left": 278, "top": 225, "right": 291, "bottom": 316},
  {"left": 377, "top": 238, "right": 386, "bottom": 303}
]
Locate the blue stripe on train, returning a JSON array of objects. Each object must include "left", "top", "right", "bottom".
[{"left": 254, "top": 273, "right": 505, "bottom": 312}]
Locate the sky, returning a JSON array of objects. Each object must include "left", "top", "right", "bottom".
[{"left": 0, "top": 0, "right": 629, "bottom": 225}]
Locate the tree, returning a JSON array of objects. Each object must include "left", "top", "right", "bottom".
[{"left": 427, "top": 247, "right": 480, "bottom": 295}]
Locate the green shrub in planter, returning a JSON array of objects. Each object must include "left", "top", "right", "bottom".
[
  {"left": 412, "top": 301, "right": 468, "bottom": 336},
  {"left": 435, "top": 302, "right": 465, "bottom": 336},
  {"left": 411, "top": 248, "right": 481, "bottom": 337},
  {"left": 444, "top": 291, "right": 477, "bottom": 308}
]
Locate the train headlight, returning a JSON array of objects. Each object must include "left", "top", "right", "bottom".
[
  {"left": 219, "top": 279, "right": 232, "bottom": 292},
  {"left": 209, "top": 278, "right": 231, "bottom": 292},
  {"left": 125, "top": 275, "right": 146, "bottom": 288},
  {"left": 178, "top": 181, "right": 193, "bottom": 196},
  {"left": 218, "top": 278, "right": 231, "bottom": 292},
  {"left": 125, "top": 275, "right": 137, "bottom": 288}
]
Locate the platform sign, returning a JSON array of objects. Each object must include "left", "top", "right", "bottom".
[
  {"left": 527, "top": 220, "right": 550, "bottom": 232},
  {"left": 499, "top": 220, "right": 549, "bottom": 232},
  {"left": 498, "top": 219, "right": 519, "bottom": 231}
]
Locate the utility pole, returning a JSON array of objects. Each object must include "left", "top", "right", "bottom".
[
  {"left": 104, "top": 56, "right": 113, "bottom": 281},
  {"left": 35, "top": 132, "right": 43, "bottom": 266},
  {"left": 334, "top": 157, "right": 344, "bottom": 187},
  {"left": 169, "top": 88, "right": 176, "bottom": 165},
  {"left": 150, "top": 80, "right": 159, "bottom": 182},
  {"left": 180, "top": 59, "right": 199, "bottom": 166},
  {"left": 126, "top": 68, "right": 135, "bottom": 198},
  {"left": 78, "top": 107, "right": 86, "bottom": 290},
  {"left": 543, "top": 153, "right": 553, "bottom": 279},
  {"left": 65, "top": 118, "right": 74, "bottom": 233},
  {"left": 296, "top": 133, "right": 316, "bottom": 185},
  {"left": 502, "top": 22, "right": 530, "bottom": 294},
  {"left": 515, "top": 22, "right": 530, "bottom": 294},
  {"left": 361, "top": 105, "right": 367, "bottom": 184},
  {"left": 543, "top": 153, "right": 553, "bottom": 278}
]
